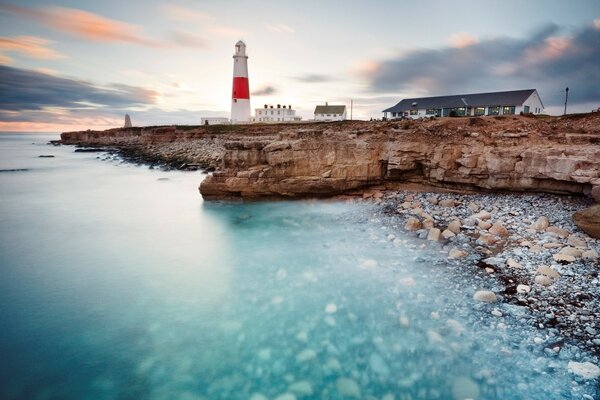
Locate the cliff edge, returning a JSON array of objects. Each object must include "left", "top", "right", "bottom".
[{"left": 199, "top": 114, "right": 600, "bottom": 201}]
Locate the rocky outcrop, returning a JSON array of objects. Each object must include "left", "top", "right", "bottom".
[
  {"left": 60, "top": 114, "right": 600, "bottom": 201},
  {"left": 200, "top": 114, "right": 600, "bottom": 200},
  {"left": 573, "top": 205, "right": 600, "bottom": 239}
]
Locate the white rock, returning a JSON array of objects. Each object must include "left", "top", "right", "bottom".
[
  {"left": 491, "top": 309, "right": 503, "bottom": 317},
  {"left": 288, "top": 380, "right": 313, "bottom": 396},
  {"left": 250, "top": 394, "right": 269, "bottom": 400},
  {"left": 325, "top": 303, "right": 337, "bottom": 314},
  {"left": 516, "top": 284, "right": 531, "bottom": 294},
  {"left": 567, "top": 361, "right": 600, "bottom": 379},
  {"left": 274, "top": 394, "right": 296, "bottom": 400},
  {"left": 369, "top": 353, "right": 390, "bottom": 376},
  {"left": 582, "top": 249, "right": 599, "bottom": 259},
  {"left": 535, "top": 275, "right": 553, "bottom": 286},
  {"left": 257, "top": 348, "right": 271, "bottom": 360},
  {"left": 537, "top": 265, "right": 560, "bottom": 279},
  {"left": 446, "top": 319, "right": 465, "bottom": 335},
  {"left": 323, "top": 357, "right": 341, "bottom": 373},
  {"left": 473, "top": 210, "right": 492, "bottom": 220},
  {"left": 451, "top": 376, "right": 480, "bottom": 400},
  {"left": 359, "top": 258, "right": 378, "bottom": 269},
  {"left": 295, "top": 349, "right": 316, "bottom": 363},
  {"left": 296, "top": 331, "right": 308, "bottom": 342},
  {"left": 473, "top": 290, "right": 497, "bottom": 303},
  {"left": 507, "top": 258, "right": 522, "bottom": 269},
  {"left": 398, "top": 315, "right": 410, "bottom": 327},
  {"left": 336, "top": 378, "right": 361, "bottom": 398}
]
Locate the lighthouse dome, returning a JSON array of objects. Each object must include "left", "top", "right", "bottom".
[{"left": 234, "top": 40, "right": 247, "bottom": 57}]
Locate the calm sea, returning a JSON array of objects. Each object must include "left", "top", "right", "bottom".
[{"left": 0, "top": 133, "right": 596, "bottom": 399}]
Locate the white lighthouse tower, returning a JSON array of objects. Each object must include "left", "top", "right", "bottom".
[{"left": 230, "top": 40, "right": 251, "bottom": 124}]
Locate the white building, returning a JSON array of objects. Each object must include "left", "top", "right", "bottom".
[
  {"left": 382, "top": 89, "right": 544, "bottom": 120},
  {"left": 255, "top": 104, "right": 300, "bottom": 123},
  {"left": 201, "top": 117, "right": 229, "bottom": 125},
  {"left": 314, "top": 103, "right": 347, "bottom": 121}
]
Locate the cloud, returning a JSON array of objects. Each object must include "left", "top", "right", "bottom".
[
  {"left": 162, "top": 4, "right": 212, "bottom": 22},
  {"left": 595, "top": 18, "right": 600, "bottom": 30},
  {"left": 0, "top": 36, "right": 65, "bottom": 64},
  {"left": 170, "top": 30, "right": 209, "bottom": 48},
  {"left": 207, "top": 26, "right": 246, "bottom": 37},
  {"left": 252, "top": 85, "right": 277, "bottom": 96},
  {"left": 450, "top": 32, "right": 477, "bottom": 48},
  {"left": 0, "top": 4, "right": 163, "bottom": 47},
  {"left": 366, "top": 23, "right": 600, "bottom": 108},
  {"left": 0, "top": 65, "right": 158, "bottom": 112},
  {"left": 293, "top": 74, "right": 335, "bottom": 83},
  {"left": 265, "top": 23, "right": 294, "bottom": 33}
]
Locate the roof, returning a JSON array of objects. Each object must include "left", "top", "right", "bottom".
[
  {"left": 314, "top": 105, "right": 346, "bottom": 114},
  {"left": 382, "top": 89, "right": 538, "bottom": 113}
]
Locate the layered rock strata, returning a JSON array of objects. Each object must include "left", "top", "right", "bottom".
[{"left": 200, "top": 115, "right": 600, "bottom": 201}]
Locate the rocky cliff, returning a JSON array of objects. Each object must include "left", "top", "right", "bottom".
[
  {"left": 60, "top": 114, "right": 600, "bottom": 202},
  {"left": 200, "top": 114, "right": 600, "bottom": 201}
]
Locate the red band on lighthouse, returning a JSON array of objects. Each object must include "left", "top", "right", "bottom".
[{"left": 232, "top": 77, "right": 249, "bottom": 100}]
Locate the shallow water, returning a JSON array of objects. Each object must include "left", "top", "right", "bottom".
[{"left": 0, "top": 133, "right": 597, "bottom": 399}]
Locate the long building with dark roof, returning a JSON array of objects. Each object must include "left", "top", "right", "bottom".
[{"left": 382, "top": 89, "right": 544, "bottom": 119}]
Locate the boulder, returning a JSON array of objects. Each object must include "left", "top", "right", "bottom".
[
  {"left": 473, "top": 210, "right": 492, "bottom": 220},
  {"left": 545, "top": 226, "right": 570, "bottom": 238},
  {"left": 477, "top": 233, "right": 497, "bottom": 246},
  {"left": 573, "top": 205, "right": 600, "bottom": 239},
  {"left": 537, "top": 265, "right": 560, "bottom": 279},
  {"left": 478, "top": 220, "right": 492, "bottom": 230},
  {"left": 582, "top": 249, "right": 599, "bottom": 259},
  {"left": 427, "top": 228, "right": 441, "bottom": 241},
  {"left": 447, "top": 219, "right": 461, "bottom": 234},
  {"left": 404, "top": 217, "right": 422, "bottom": 231},
  {"left": 516, "top": 284, "right": 531, "bottom": 294},
  {"left": 489, "top": 222, "right": 509, "bottom": 237},
  {"left": 439, "top": 199, "right": 456, "bottom": 207},
  {"left": 448, "top": 248, "right": 468, "bottom": 259},
  {"left": 473, "top": 290, "right": 497, "bottom": 303},
  {"left": 567, "top": 361, "right": 600, "bottom": 380},
  {"left": 535, "top": 275, "right": 553, "bottom": 286},
  {"left": 591, "top": 185, "right": 600, "bottom": 203},
  {"left": 531, "top": 216, "right": 549, "bottom": 231},
  {"left": 442, "top": 229, "right": 456, "bottom": 239}
]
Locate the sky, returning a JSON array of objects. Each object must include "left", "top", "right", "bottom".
[{"left": 0, "top": 0, "right": 599, "bottom": 131}]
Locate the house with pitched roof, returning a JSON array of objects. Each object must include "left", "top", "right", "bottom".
[
  {"left": 314, "top": 103, "right": 347, "bottom": 121},
  {"left": 382, "top": 89, "right": 544, "bottom": 119}
]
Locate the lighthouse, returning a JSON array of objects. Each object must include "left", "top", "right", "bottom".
[{"left": 231, "top": 40, "right": 251, "bottom": 124}]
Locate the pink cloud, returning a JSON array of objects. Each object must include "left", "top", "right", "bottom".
[
  {"left": 450, "top": 32, "right": 477, "bottom": 48},
  {"left": 524, "top": 36, "right": 572, "bottom": 63},
  {"left": 0, "top": 4, "right": 163, "bottom": 47},
  {"left": 0, "top": 36, "right": 64, "bottom": 63},
  {"left": 594, "top": 18, "right": 600, "bottom": 30},
  {"left": 162, "top": 5, "right": 212, "bottom": 22}
]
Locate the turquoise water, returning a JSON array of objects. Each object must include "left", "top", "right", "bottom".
[{"left": 0, "top": 133, "right": 597, "bottom": 399}]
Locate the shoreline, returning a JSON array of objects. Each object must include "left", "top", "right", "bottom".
[{"left": 365, "top": 189, "right": 600, "bottom": 362}]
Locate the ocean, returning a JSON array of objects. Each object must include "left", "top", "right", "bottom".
[{"left": 0, "top": 133, "right": 596, "bottom": 399}]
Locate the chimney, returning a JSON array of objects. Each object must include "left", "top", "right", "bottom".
[
  {"left": 264, "top": 104, "right": 267, "bottom": 108},
  {"left": 325, "top": 102, "right": 328, "bottom": 106}
]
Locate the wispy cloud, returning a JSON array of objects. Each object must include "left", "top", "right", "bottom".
[
  {"left": 0, "top": 36, "right": 64, "bottom": 64},
  {"left": 0, "top": 4, "right": 163, "bottom": 47},
  {"left": 594, "top": 18, "right": 600, "bottom": 30},
  {"left": 162, "top": 4, "right": 212, "bottom": 22},
  {"left": 265, "top": 23, "right": 294, "bottom": 34},
  {"left": 207, "top": 26, "right": 246, "bottom": 38},
  {"left": 366, "top": 23, "right": 600, "bottom": 108},
  {"left": 293, "top": 74, "right": 335, "bottom": 83},
  {"left": 170, "top": 30, "right": 210, "bottom": 48},
  {"left": 252, "top": 85, "right": 277, "bottom": 96}
]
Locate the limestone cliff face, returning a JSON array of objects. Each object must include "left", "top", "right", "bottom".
[{"left": 200, "top": 115, "right": 600, "bottom": 200}]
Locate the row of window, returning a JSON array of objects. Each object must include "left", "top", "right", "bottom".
[
  {"left": 392, "top": 105, "right": 518, "bottom": 118},
  {"left": 258, "top": 117, "right": 290, "bottom": 122},
  {"left": 257, "top": 110, "right": 294, "bottom": 116}
]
